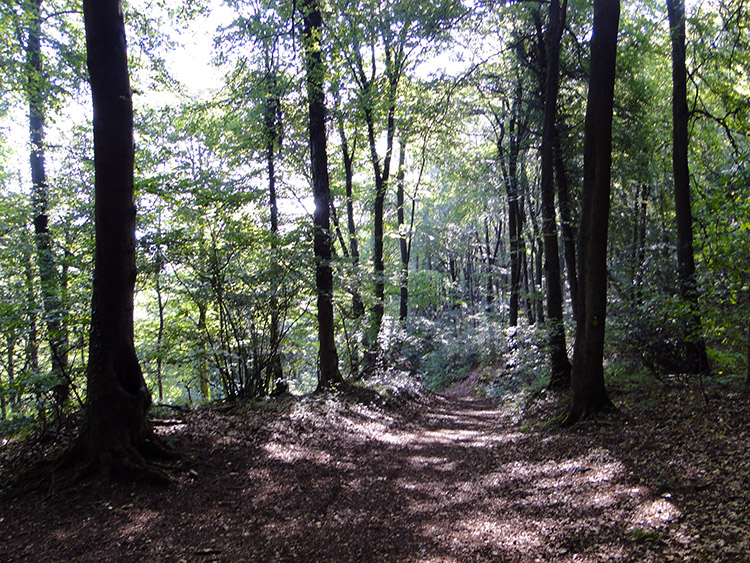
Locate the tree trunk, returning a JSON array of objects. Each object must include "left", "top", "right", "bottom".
[
  {"left": 301, "top": 0, "right": 344, "bottom": 391},
  {"left": 525, "top": 189, "right": 545, "bottom": 324},
  {"left": 79, "top": 0, "right": 170, "bottom": 481},
  {"left": 363, "top": 103, "right": 394, "bottom": 354},
  {"left": 155, "top": 250, "right": 165, "bottom": 403},
  {"left": 567, "top": 0, "right": 619, "bottom": 423},
  {"left": 498, "top": 131, "right": 522, "bottom": 327},
  {"left": 264, "top": 69, "right": 284, "bottom": 389},
  {"left": 24, "top": 242, "right": 39, "bottom": 403},
  {"left": 338, "top": 119, "right": 365, "bottom": 320},
  {"left": 666, "top": 0, "right": 709, "bottom": 374},
  {"left": 540, "top": 0, "right": 572, "bottom": 389},
  {"left": 1, "top": 335, "right": 10, "bottom": 419},
  {"left": 353, "top": 40, "right": 397, "bottom": 359},
  {"left": 26, "top": 0, "right": 68, "bottom": 409},
  {"left": 396, "top": 140, "right": 410, "bottom": 322},
  {"left": 197, "top": 301, "right": 210, "bottom": 401},
  {"left": 632, "top": 182, "right": 649, "bottom": 304},
  {"left": 554, "top": 131, "right": 579, "bottom": 318}
]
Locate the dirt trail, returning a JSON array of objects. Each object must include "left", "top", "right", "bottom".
[{"left": 0, "top": 382, "right": 714, "bottom": 562}]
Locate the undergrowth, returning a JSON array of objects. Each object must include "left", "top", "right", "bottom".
[{"left": 402, "top": 312, "right": 505, "bottom": 390}]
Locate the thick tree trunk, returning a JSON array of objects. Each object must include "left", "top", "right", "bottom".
[
  {"left": 80, "top": 0, "right": 170, "bottom": 480},
  {"left": 567, "top": 0, "right": 619, "bottom": 423},
  {"left": 26, "top": 0, "right": 68, "bottom": 409},
  {"left": 666, "top": 0, "right": 709, "bottom": 374},
  {"left": 540, "top": 0, "right": 572, "bottom": 389},
  {"left": 301, "top": 0, "right": 344, "bottom": 391}
]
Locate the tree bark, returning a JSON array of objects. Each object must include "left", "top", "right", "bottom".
[
  {"left": 155, "top": 249, "right": 165, "bottom": 402},
  {"left": 301, "top": 0, "right": 344, "bottom": 391},
  {"left": 554, "top": 131, "right": 579, "bottom": 318},
  {"left": 337, "top": 119, "right": 365, "bottom": 320},
  {"left": 361, "top": 99, "right": 394, "bottom": 355},
  {"left": 497, "top": 125, "right": 522, "bottom": 327},
  {"left": 666, "top": 0, "right": 709, "bottom": 374},
  {"left": 80, "top": 0, "right": 170, "bottom": 480},
  {"left": 351, "top": 33, "right": 397, "bottom": 360},
  {"left": 197, "top": 301, "right": 210, "bottom": 401},
  {"left": 396, "top": 140, "right": 410, "bottom": 322},
  {"left": 540, "top": 0, "right": 572, "bottom": 389},
  {"left": 26, "top": 0, "right": 68, "bottom": 409},
  {"left": 567, "top": 0, "right": 619, "bottom": 423},
  {"left": 264, "top": 67, "right": 284, "bottom": 389}
]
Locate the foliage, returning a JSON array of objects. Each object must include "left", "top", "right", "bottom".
[
  {"left": 403, "top": 312, "right": 506, "bottom": 390},
  {"left": 0, "top": 0, "right": 748, "bottom": 427}
]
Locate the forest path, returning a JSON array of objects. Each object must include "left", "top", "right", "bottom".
[{"left": 0, "top": 380, "right": 708, "bottom": 562}]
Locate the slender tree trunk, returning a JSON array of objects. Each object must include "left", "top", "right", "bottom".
[
  {"left": 301, "top": 0, "right": 344, "bottom": 391},
  {"left": 26, "top": 0, "right": 68, "bottom": 409},
  {"left": 79, "top": 0, "right": 170, "bottom": 480},
  {"left": 396, "top": 140, "right": 410, "bottom": 322},
  {"left": 155, "top": 252, "right": 165, "bottom": 403},
  {"left": 484, "top": 219, "right": 495, "bottom": 308},
  {"left": 24, "top": 240, "right": 38, "bottom": 378},
  {"left": 525, "top": 190, "right": 545, "bottom": 324},
  {"left": 353, "top": 43, "right": 397, "bottom": 357},
  {"left": 24, "top": 230, "right": 40, "bottom": 418},
  {"left": 540, "top": 0, "right": 572, "bottom": 389},
  {"left": 554, "top": 131, "right": 579, "bottom": 318},
  {"left": 338, "top": 120, "right": 365, "bottom": 376},
  {"left": 567, "top": 0, "right": 619, "bottom": 423},
  {"left": 522, "top": 248, "right": 534, "bottom": 324},
  {"left": 338, "top": 120, "right": 365, "bottom": 320},
  {"left": 666, "top": 0, "right": 709, "bottom": 374},
  {"left": 264, "top": 70, "right": 284, "bottom": 389},
  {"left": 1, "top": 336, "right": 10, "bottom": 419},
  {"left": 197, "top": 301, "right": 210, "bottom": 401},
  {"left": 498, "top": 132, "right": 521, "bottom": 327},
  {"left": 363, "top": 104, "right": 393, "bottom": 354},
  {"left": 632, "top": 182, "right": 649, "bottom": 304}
]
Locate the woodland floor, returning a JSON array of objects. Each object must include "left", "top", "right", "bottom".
[{"left": 1, "top": 370, "right": 750, "bottom": 562}]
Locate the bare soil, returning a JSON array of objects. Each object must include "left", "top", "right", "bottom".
[{"left": 1, "top": 372, "right": 749, "bottom": 562}]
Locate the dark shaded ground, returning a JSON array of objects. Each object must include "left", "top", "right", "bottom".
[{"left": 1, "top": 372, "right": 749, "bottom": 562}]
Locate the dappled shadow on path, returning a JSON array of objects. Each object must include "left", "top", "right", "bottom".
[{"left": 0, "top": 390, "right": 690, "bottom": 562}]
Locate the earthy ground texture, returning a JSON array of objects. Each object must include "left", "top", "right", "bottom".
[{"left": 1, "top": 371, "right": 750, "bottom": 562}]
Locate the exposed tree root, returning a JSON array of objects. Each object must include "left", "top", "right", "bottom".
[
  {"left": 4, "top": 423, "right": 180, "bottom": 498},
  {"left": 558, "top": 399, "right": 617, "bottom": 427}
]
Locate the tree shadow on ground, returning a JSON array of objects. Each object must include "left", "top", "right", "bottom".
[{"left": 0, "top": 381, "right": 748, "bottom": 561}]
